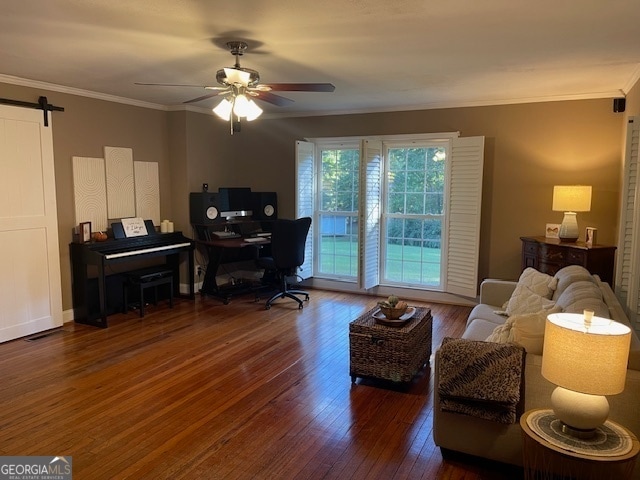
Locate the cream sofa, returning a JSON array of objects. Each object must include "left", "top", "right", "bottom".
[{"left": 433, "top": 265, "right": 640, "bottom": 478}]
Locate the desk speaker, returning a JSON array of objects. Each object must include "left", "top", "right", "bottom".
[
  {"left": 190, "top": 192, "right": 225, "bottom": 224},
  {"left": 252, "top": 192, "right": 278, "bottom": 221}
]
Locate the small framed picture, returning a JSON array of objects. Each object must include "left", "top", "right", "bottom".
[
  {"left": 545, "top": 223, "right": 560, "bottom": 239},
  {"left": 585, "top": 227, "right": 597, "bottom": 245},
  {"left": 80, "top": 222, "right": 92, "bottom": 243}
]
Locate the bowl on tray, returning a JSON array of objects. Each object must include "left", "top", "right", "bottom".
[{"left": 378, "top": 304, "right": 408, "bottom": 319}]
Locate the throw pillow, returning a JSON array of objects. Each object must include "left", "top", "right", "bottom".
[
  {"left": 485, "top": 322, "right": 512, "bottom": 344},
  {"left": 511, "top": 306, "right": 562, "bottom": 354},
  {"left": 486, "top": 306, "right": 561, "bottom": 354},
  {"left": 555, "top": 280, "right": 609, "bottom": 317},
  {"left": 517, "top": 267, "right": 558, "bottom": 299},
  {"left": 552, "top": 265, "right": 594, "bottom": 300},
  {"left": 505, "top": 283, "right": 556, "bottom": 316}
]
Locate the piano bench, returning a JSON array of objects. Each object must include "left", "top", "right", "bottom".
[{"left": 122, "top": 267, "right": 174, "bottom": 318}]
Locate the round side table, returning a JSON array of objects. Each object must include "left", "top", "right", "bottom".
[{"left": 520, "top": 409, "right": 640, "bottom": 480}]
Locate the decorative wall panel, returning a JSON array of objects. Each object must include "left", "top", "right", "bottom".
[
  {"left": 105, "top": 146, "right": 135, "bottom": 219},
  {"left": 72, "top": 156, "right": 108, "bottom": 232},
  {"left": 134, "top": 161, "right": 160, "bottom": 226}
]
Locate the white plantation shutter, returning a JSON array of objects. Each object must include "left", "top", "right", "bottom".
[
  {"left": 616, "top": 117, "right": 640, "bottom": 327},
  {"left": 296, "top": 140, "right": 315, "bottom": 279},
  {"left": 445, "top": 136, "right": 484, "bottom": 297},
  {"left": 359, "top": 139, "right": 382, "bottom": 290}
]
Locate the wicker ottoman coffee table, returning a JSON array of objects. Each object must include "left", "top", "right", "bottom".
[{"left": 349, "top": 306, "right": 432, "bottom": 383}]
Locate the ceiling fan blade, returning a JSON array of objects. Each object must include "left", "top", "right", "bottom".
[
  {"left": 183, "top": 92, "right": 220, "bottom": 104},
  {"left": 252, "top": 91, "right": 295, "bottom": 107},
  {"left": 260, "top": 83, "right": 335, "bottom": 92},
  {"left": 135, "top": 82, "right": 207, "bottom": 87}
]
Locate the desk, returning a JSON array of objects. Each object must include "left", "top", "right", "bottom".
[
  {"left": 197, "top": 236, "right": 270, "bottom": 304},
  {"left": 520, "top": 409, "right": 639, "bottom": 480}
]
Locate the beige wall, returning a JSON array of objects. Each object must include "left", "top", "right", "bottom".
[
  {"left": 0, "top": 83, "right": 171, "bottom": 310},
  {"left": 0, "top": 80, "right": 629, "bottom": 312},
  {"left": 625, "top": 80, "right": 640, "bottom": 118},
  {"left": 196, "top": 99, "right": 624, "bottom": 283}
]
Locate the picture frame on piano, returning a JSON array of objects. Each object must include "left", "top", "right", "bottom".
[{"left": 80, "top": 221, "right": 92, "bottom": 243}]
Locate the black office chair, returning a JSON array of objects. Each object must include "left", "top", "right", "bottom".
[{"left": 257, "top": 217, "right": 312, "bottom": 310}]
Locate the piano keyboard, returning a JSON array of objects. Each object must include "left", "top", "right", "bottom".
[{"left": 104, "top": 242, "right": 192, "bottom": 260}]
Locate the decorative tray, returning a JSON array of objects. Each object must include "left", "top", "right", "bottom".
[{"left": 372, "top": 306, "right": 416, "bottom": 327}]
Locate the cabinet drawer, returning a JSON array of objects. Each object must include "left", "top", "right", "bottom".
[
  {"left": 539, "top": 244, "right": 564, "bottom": 264},
  {"left": 566, "top": 249, "right": 587, "bottom": 265},
  {"left": 523, "top": 242, "right": 538, "bottom": 255}
]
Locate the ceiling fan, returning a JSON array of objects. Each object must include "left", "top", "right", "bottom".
[{"left": 136, "top": 41, "right": 335, "bottom": 133}]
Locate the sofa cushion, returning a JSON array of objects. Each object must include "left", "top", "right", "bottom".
[
  {"left": 517, "top": 267, "right": 557, "bottom": 299},
  {"left": 597, "top": 276, "right": 640, "bottom": 370},
  {"left": 462, "top": 318, "right": 502, "bottom": 341},
  {"left": 552, "top": 265, "right": 594, "bottom": 301},
  {"left": 467, "top": 304, "right": 509, "bottom": 328},
  {"left": 505, "top": 284, "right": 557, "bottom": 316},
  {"left": 555, "top": 280, "right": 609, "bottom": 318},
  {"left": 486, "top": 306, "right": 562, "bottom": 354}
]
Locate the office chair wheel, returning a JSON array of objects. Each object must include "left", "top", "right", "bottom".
[
  {"left": 298, "top": 303, "right": 303, "bottom": 309},
  {"left": 265, "top": 304, "right": 271, "bottom": 310}
]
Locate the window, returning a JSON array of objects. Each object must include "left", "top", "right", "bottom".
[
  {"left": 318, "top": 145, "right": 359, "bottom": 278},
  {"left": 296, "top": 134, "right": 484, "bottom": 298},
  {"left": 383, "top": 143, "right": 447, "bottom": 288}
]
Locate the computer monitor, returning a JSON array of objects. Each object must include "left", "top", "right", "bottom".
[{"left": 219, "top": 187, "right": 253, "bottom": 219}]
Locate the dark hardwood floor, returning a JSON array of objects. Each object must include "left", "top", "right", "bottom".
[{"left": 0, "top": 290, "right": 523, "bottom": 479}]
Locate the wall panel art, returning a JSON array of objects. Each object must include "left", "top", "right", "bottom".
[{"left": 105, "top": 146, "right": 135, "bottom": 219}]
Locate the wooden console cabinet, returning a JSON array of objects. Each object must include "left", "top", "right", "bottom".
[{"left": 520, "top": 236, "right": 616, "bottom": 286}]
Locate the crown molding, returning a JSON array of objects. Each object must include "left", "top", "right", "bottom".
[
  {"left": 0, "top": 73, "right": 627, "bottom": 119},
  {"left": 0, "top": 74, "right": 167, "bottom": 111},
  {"left": 275, "top": 91, "right": 621, "bottom": 118},
  {"left": 622, "top": 64, "right": 640, "bottom": 96}
]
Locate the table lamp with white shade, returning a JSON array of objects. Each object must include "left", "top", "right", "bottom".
[
  {"left": 541, "top": 311, "right": 631, "bottom": 439},
  {"left": 552, "top": 185, "right": 592, "bottom": 242}
]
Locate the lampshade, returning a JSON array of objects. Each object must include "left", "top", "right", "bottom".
[
  {"left": 542, "top": 313, "right": 630, "bottom": 395},
  {"left": 212, "top": 98, "right": 233, "bottom": 120},
  {"left": 215, "top": 95, "right": 263, "bottom": 119},
  {"left": 244, "top": 100, "right": 263, "bottom": 121},
  {"left": 232, "top": 94, "right": 251, "bottom": 116},
  {"left": 552, "top": 185, "right": 592, "bottom": 212}
]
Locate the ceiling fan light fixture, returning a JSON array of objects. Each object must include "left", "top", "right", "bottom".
[
  {"left": 245, "top": 100, "right": 263, "bottom": 121},
  {"left": 232, "top": 94, "right": 251, "bottom": 117},
  {"left": 223, "top": 67, "right": 251, "bottom": 86},
  {"left": 213, "top": 98, "right": 232, "bottom": 120}
]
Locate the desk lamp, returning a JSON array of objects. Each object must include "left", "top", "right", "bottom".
[
  {"left": 552, "top": 185, "right": 592, "bottom": 242},
  {"left": 541, "top": 312, "right": 631, "bottom": 439}
]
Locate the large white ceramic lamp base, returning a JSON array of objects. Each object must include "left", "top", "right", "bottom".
[
  {"left": 558, "top": 211, "right": 579, "bottom": 242},
  {"left": 551, "top": 386, "right": 609, "bottom": 438}
]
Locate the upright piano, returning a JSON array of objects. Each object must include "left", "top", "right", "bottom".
[{"left": 70, "top": 230, "right": 195, "bottom": 327}]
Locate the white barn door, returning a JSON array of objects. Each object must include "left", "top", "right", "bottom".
[{"left": 0, "top": 105, "right": 62, "bottom": 342}]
